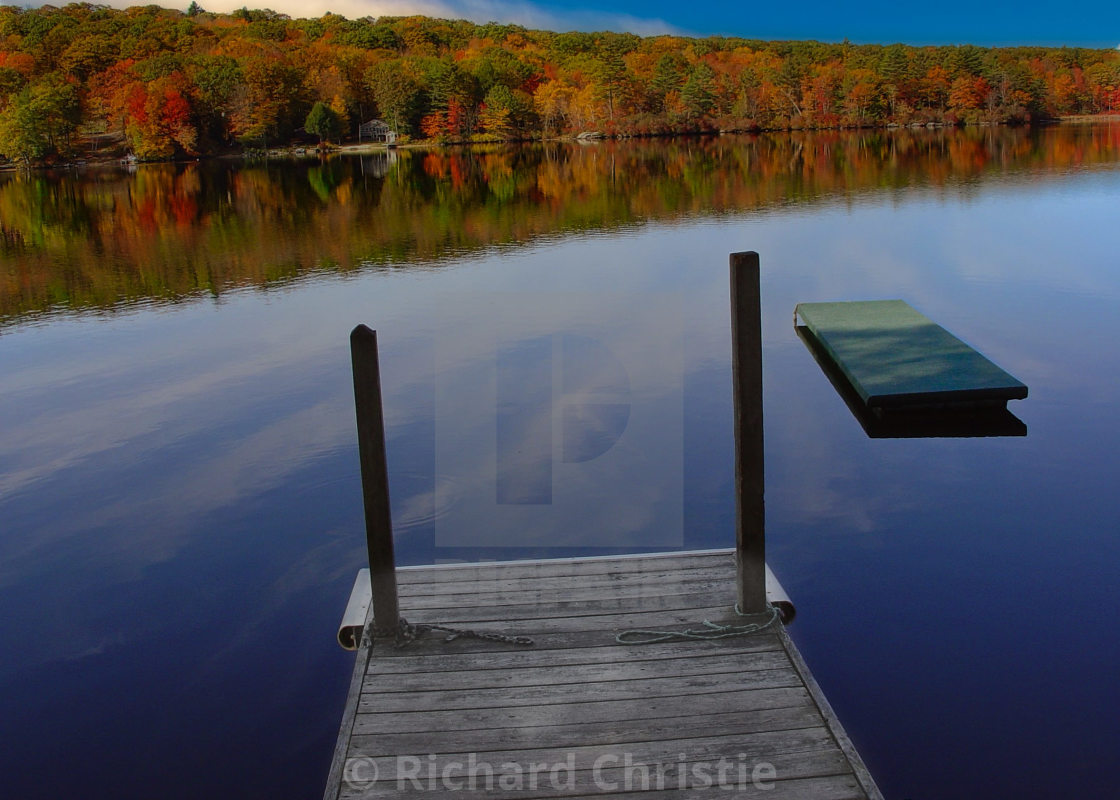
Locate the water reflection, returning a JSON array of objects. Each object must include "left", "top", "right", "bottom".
[
  {"left": 1, "top": 125, "right": 1119, "bottom": 800},
  {"left": 3, "top": 124, "right": 1119, "bottom": 325}
]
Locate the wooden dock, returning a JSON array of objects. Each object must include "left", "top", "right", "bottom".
[
  {"left": 324, "top": 549, "right": 882, "bottom": 800},
  {"left": 327, "top": 253, "right": 882, "bottom": 799}
]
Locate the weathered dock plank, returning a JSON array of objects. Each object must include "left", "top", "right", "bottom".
[
  {"left": 350, "top": 704, "right": 824, "bottom": 754},
  {"left": 351, "top": 686, "right": 815, "bottom": 736},
  {"left": 362, "top": 649, "right": 793, "bottom": 690},
  {"left": 325, "top": 550, "right": 881, "bottom": 800},
  {"left": 363, "top": 636, "right": 783, "bottom": 674}
]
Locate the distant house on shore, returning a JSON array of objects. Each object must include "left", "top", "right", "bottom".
[{"left": 358, "top": 120, "right": 397, "bottom": 146}]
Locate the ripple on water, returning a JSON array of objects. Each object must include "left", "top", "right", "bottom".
[{"left": 392, "top": 472, "right": 463, "bottom": 536}]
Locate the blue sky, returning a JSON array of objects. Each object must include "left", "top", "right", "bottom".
[{"left": 97, "top": 1, "right": 1120, "bottom": 48}]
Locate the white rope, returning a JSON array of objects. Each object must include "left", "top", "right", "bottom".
[{"left": 616, "top": 604, "right": 781, "bottom": 644}]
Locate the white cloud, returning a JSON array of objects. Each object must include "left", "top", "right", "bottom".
[{"left": 100, "top": 0, "right": 684, "bottom": 36}]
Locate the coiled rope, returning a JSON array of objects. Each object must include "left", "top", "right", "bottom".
[
  {"left": 365, "top": 617, "right": 534, "bottom": 649},
  {"left": 615, "top": 603, "right": 781, "bottom": 644}
]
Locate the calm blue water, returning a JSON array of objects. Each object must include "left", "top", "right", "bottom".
[{"left": 2, "top": 132, "right": 1120, "bottom": 798}]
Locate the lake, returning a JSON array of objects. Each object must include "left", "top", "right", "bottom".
[{"left": 2, "top": 124, "right": 1119, "bottom": 799}]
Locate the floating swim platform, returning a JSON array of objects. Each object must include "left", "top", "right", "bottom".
[
  {"left": 795, "top": 325, "right": 1027, "bottom": 438},
  {"left": 794, "top": 300, "right": 1027, "bottom": 411}
]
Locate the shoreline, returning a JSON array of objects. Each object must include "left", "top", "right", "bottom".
[
  {"left": 1060, "top": 113, "right": 1120, "bottom": 123},
  {"left": 4, "top": 116, "right": 1119, "bottom": 172}
]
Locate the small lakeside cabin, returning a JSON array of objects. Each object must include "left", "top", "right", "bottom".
[{"left": 358, "top": 120, "right": 398, "bottom": 146}]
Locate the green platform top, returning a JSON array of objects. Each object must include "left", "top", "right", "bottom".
[{"left": 794, "top": 299, "right": 1028, "bottom": 409}]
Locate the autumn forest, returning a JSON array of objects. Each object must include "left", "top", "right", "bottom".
[
  {"left": 2, "top": 5, "right": 1120, "bottom": 164},
  {"left": 0, "top": 4, "right": 1119, "bottom": 165}
]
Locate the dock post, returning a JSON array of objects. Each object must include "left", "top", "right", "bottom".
[
  {"left": 730, "top": 252, "right": 767, "bottom": 614},
  {"left": 350, "top": 325, "right": 400, "bottom": 632}
]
